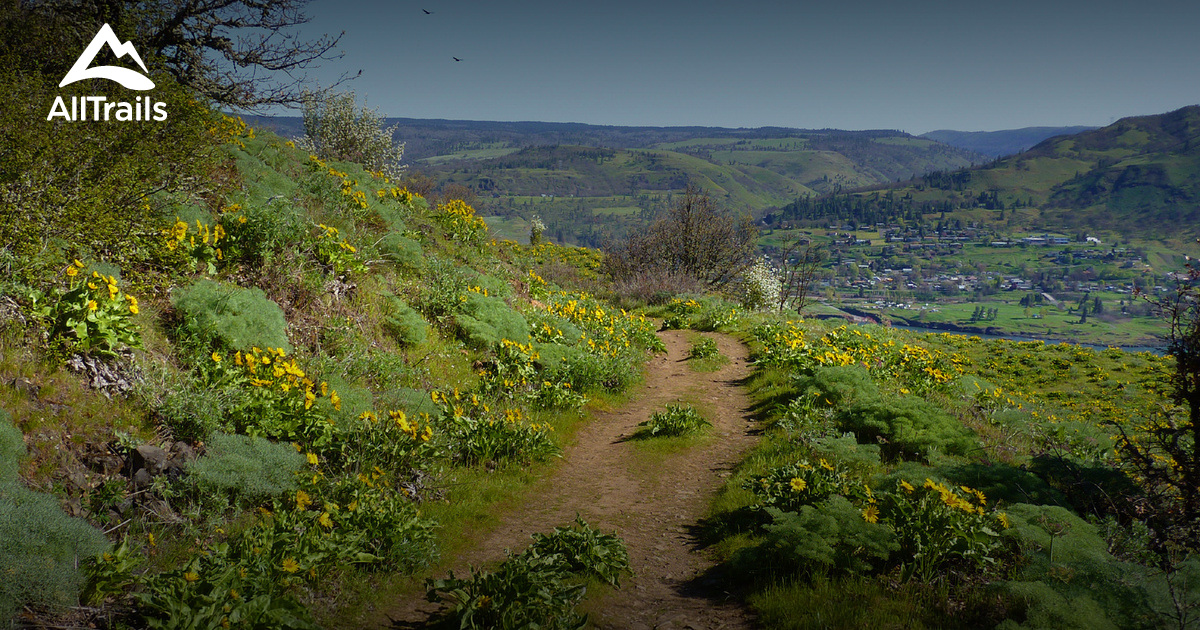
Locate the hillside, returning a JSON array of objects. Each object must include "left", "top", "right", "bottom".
[
  {"left": 771, "top": 105, "right": 1200, "bottom": 241},
  {"left": 920, "top": 126, "right": 1097, "bottom": 158}
]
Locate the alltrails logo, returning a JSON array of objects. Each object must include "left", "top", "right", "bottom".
[{"left": 46, "top": 23, "right": 168, "bottom": 121}]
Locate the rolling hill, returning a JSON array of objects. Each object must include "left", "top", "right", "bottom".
[
  {"left": 772, "top": 105, "right": 1200, "bottom": 242},
  {"left": 246, "top": 116, "right": 987, "bottom": 246},
  {"left": 920, "top": 126, "right": 1097, "bottom": 158}
]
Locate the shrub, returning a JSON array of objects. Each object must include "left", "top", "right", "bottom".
[
  {"left": 427, "top": 518, "right": 629, "bottom": 630},
  {"left": 413, "top": 258, "right": 471, "bottom": 324},
  {"left": 435, "top": 398, "right": 559, "bottom": 466},
  {"left": 741, "top": 259, "right": 781, "bottom": 311},
  {"left": 378, "top": 232, "right": 424, "bottom": 271},
  {"left": 186, "top": 432, "right": 305, "bottom": 506},
  {"left": 433, "top": 199, "right": 488, "bottom": 244},
  {"left": 636, "top": 404, "right": 711, "bottom": 438},
  {"left": 30, "top": 263, "right": 142, "bottom": 357},
  {"left": 688, "top": 337, "right": 720, "bottom": 360},
  {"left": 151, "top": 377, "right": 234, "bottom": 442},
  {"left": 794, "top": 365, "right": 881, "bottom": 409},
  {"left": 330, "top": 411, "right": 436, "bottom": 481},
  {"left": 733, "top": 500, "right": 897, "bottom": 579},
  {"left": 218, "top": 198, "right": 307, "bottom": 266},
  {"left": 173, "top": 279, "right": 291, "bottom": 352},
  {"left": 538, "top": 344, "right": 638, "bottom": 394},
  {"left": 383, "top": 296, "right": 428, "bottom": 347},
  {"left": 199, "top": 347, "right": 339, "bottom": 448},
  {"left": 746, "top": 457, "right": 873, "bottom": 513},
  {"left": 296, "top": 90, "right": 405, "bottom": 180},
  {"left": 879, "top": 477, "right": 1008, "bottom": 583},
  {"left": 1, "top": 483, "right": 110, "bottom": 623},
  {"left": 838, "top": 395, "right": 976, "bottom": 461},
  {"left": 455, "top": 293, "right": 530, "bottom": 349}
]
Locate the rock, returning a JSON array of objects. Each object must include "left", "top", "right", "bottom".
[
  {"left": 173, "top": 441, "right": 197, "bottom": 463},
  {"left": 163, "top": 460, "right": 185, "bottom": 481},
  {"left": 68, "top": 471, "right": 90, "bottom": 492},
  {"left": 64, "top": 496, "right": 83, "bottom": 517},
  {"left": 131, "top": 444, "right": 169, "bottom": 475},
  {"left": 132, "top": 468, "right": 154, "bottom": 491},
  {"left": 87, "top": 453, "right": 125, "bottom": 476}
]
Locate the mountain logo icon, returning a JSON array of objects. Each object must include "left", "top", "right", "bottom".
[{"left": 59, "top": 23, "right": 155, "bottom": 90}]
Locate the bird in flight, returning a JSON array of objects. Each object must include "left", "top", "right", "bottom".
[
  {"left": 452, "top": 57, "right": 462, "bottom": 62},
  {"left": 422, "top": 8, "right": 432, "bottom": 14}
]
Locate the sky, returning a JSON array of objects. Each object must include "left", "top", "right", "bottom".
[{"left": 281, "top": 0, "right": 1200, "bottom": 134}]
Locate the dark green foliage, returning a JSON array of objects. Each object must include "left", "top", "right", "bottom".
[
  {"left": 995, "top": 503, "right": 1192, "bottom": 630},
  {"left": 636, "top": 404, "right": 712, "bottom": 438},
  {"left": 536, "top": 343, "right": 637, "bottom": 393},
  {"left": 0, "top": 410, "right": 20, "bottom": 483},
  {"left": 936, "top": 463, "right": 1067, "bottom": 508},
  {"left": 378, "top": 232, "right": 424, "bottom": 271},
  {"left": 808, "top": 434, "right": 881, "bottom": 472},
  {"left": 455, "top": 293, "right": 530, "bottom": 349},
  {"left": 688, "top": 337, "right": 720, "bottom": 360},
  {"left": 734, "top": 501, "right": 897, "bottom": 579},
  {"left": 383, "top": 296, "right": 428, "bottom": 347},
  {"left": 173, "top": 279, "right": 292, "bottom": 352},
  {"left": 795, "top": 365, "right": 881, "bottom": 409},
  {"left": 0, "top": 484, "right": 110, "bottom": 623},
  {"left": 526, "top": 517, "right": 632, "bottom": 587},
  {"left": 220, "top": 197, "right": 306, "bottom": 265},
  {"left": 838, "top": 395, "right": 976, "bottom": 461},
  {"left": 427, "top": 519, "right": 629, "bottom": 630},
  {"left": 186, "top": 433, "right": 305, "bottom": 505},
  {"left": 0, "top": 13, "right": 214, "bottom": 273},
  {"left": 1027, "top": 455, "right": 1140, "bottom": 519}
]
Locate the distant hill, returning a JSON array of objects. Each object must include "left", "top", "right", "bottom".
[
  {"left": 772, "top": 106, "right": 1200, "bottom": 240},
  {"left": 920, "top": 126, "right": 1098, "bottom": 158},
  {"left": 245, "top": 116, "right": 987, "bottom": 247}
]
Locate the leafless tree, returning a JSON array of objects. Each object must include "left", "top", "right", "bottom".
[
  {"left": 1111, "top": 258, "right": 1200, "bottom": 548},
  {"left": 778, "top": 240, "right": 826, "bottom": 313},
  {"left": 603, "top": 185, "right": 757, "bottom": 290}
]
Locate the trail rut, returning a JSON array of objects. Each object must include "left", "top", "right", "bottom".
[{"left": 389, "top": 330, "right": 759, "bottom": 629}]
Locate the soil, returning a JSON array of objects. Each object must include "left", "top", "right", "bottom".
[{"left": 387, "top": 330, "right": 760, "bottom": 629}]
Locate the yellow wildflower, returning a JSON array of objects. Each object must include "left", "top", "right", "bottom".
[
  {"left": 66, "top": 265, "right": 79, "bottom": 277},
  {"left": 295, "top": 490, "right": 313, "bottom": 511},
  {"left": 281, "top": 557, "right": 300, "bottom": 573},
  {"left": 861, "top": 504, "right": 880, "bottom": 523},
  {"left": 184, "top": 571, "right": 199, "bottom": 582},
  {"left": 789, "top": 477, "right": 807, "bottom": 492},
  {"left": 87, "top": 300, "right": 98, "bottom": 311},
  {"left": 306, "top": 452, "right": 318, "bottom": 465},
  {"left": 318, "top": 512, "right": 333, "bottom": 528},
  {"left": 212, "top": 352, "right": 222, "bottom": 363}
]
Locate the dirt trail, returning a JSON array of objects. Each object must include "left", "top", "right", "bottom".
[{"left": 389, "top": 330, "right": 759, "bottom": 629}]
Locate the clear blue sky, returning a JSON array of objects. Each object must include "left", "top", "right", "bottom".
[{"left": 284, "top": 0, "right": 1200, "bottom": 134}]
